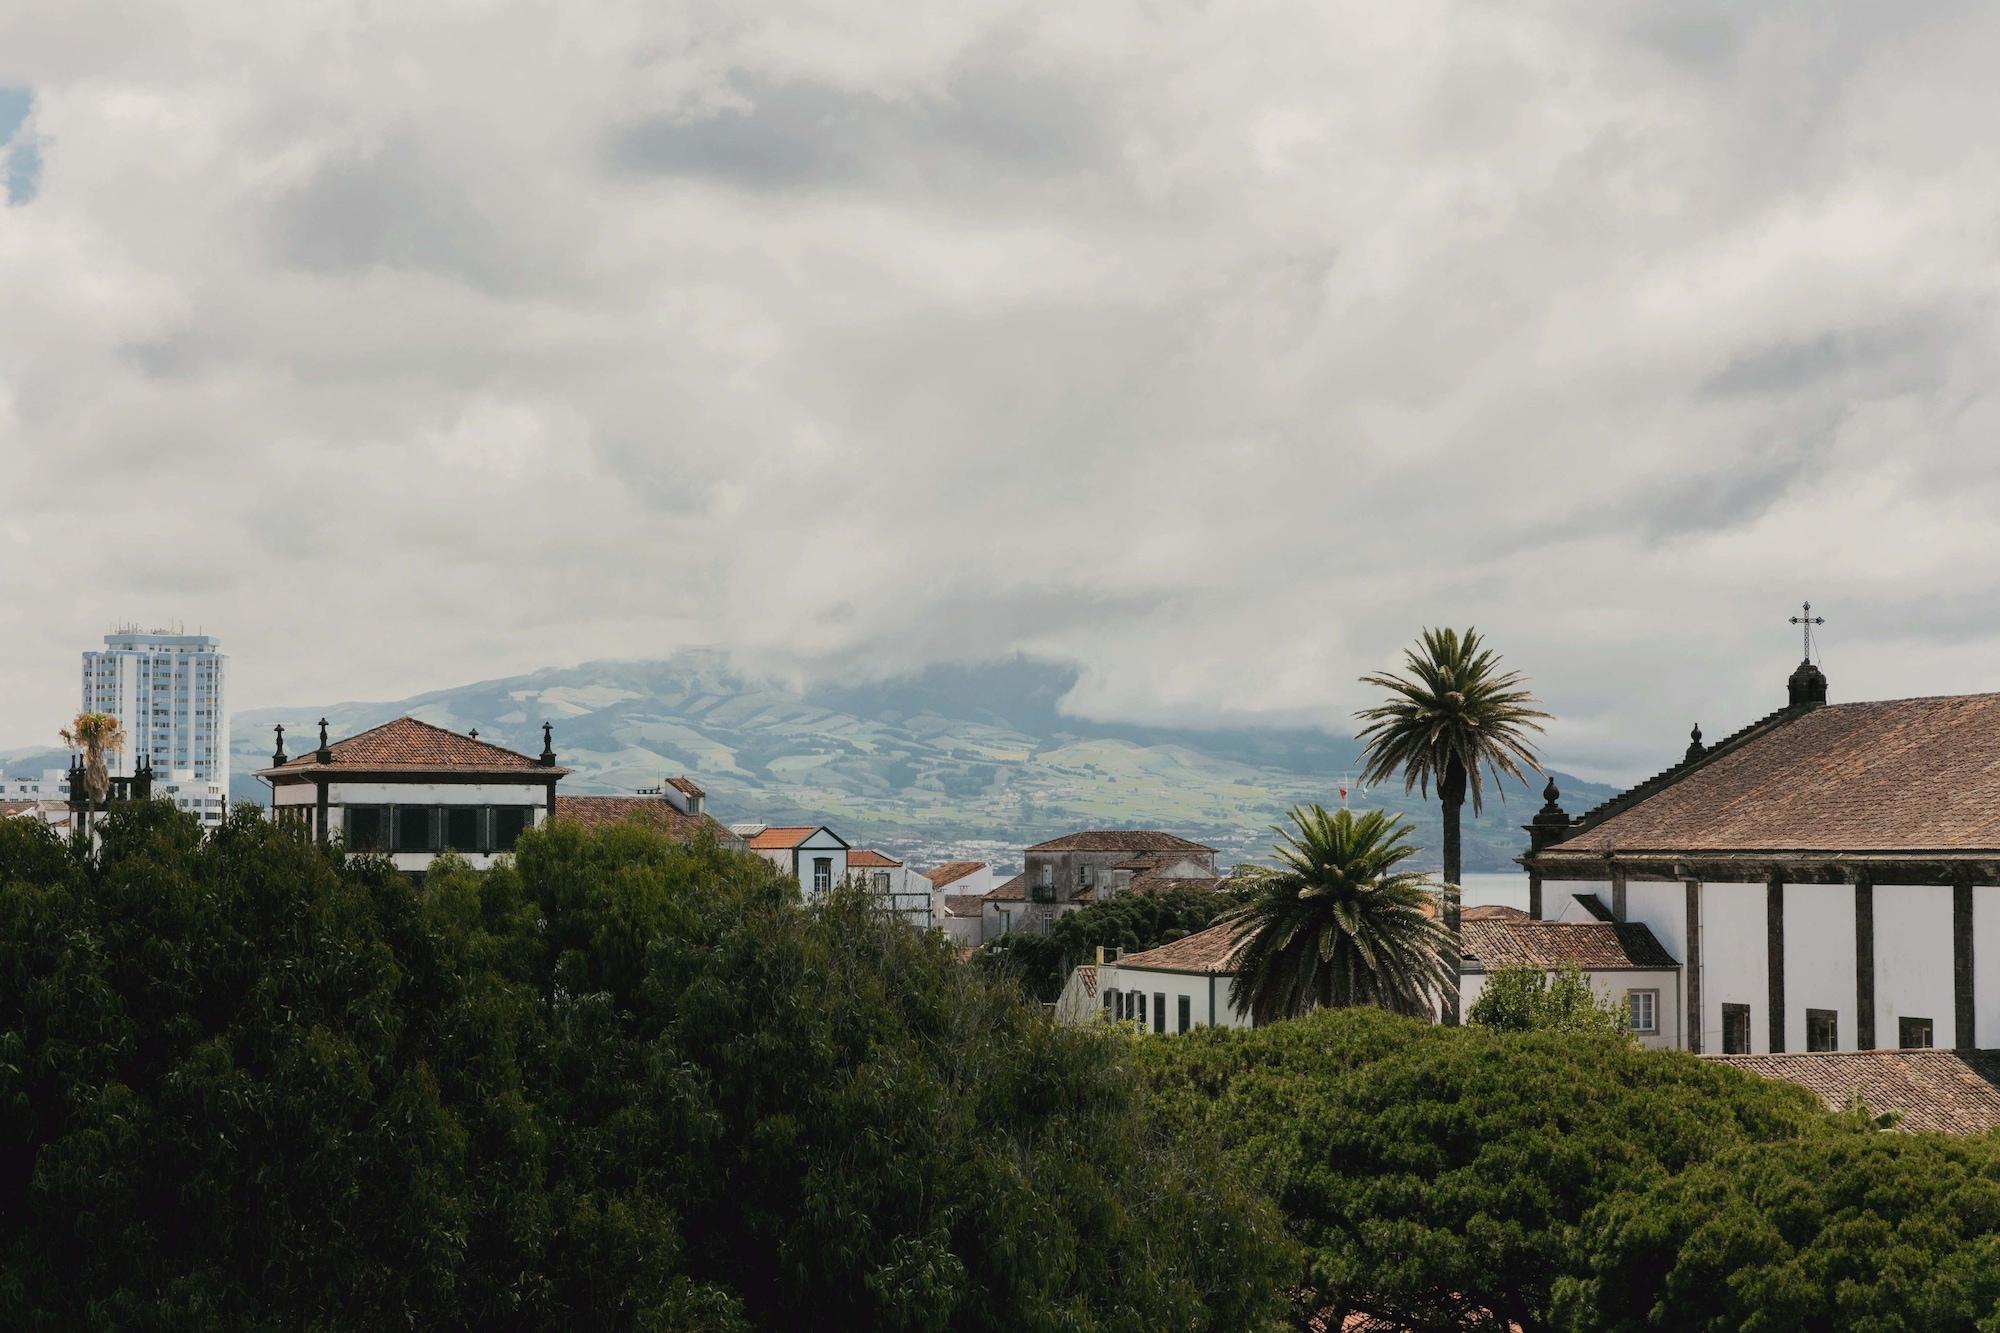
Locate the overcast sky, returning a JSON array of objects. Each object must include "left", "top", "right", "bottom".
[{"left": 4, "top": 2, "right": 2000, "bottom": 782}]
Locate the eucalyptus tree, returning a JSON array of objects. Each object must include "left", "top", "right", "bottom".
[
  {"left": 1226, "top": 805, "right": 1455, "bottom": 1024},
  {"left": 1356, "top": 627, "right": 1547, "bottom": 1023}
]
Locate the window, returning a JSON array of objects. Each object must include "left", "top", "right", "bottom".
[
  {"left": 443, "top": 806, "right": 482, "bottom": 852},
  {"left": 344, "top": 805, "right": 387, "bottom": 852},
  {"left": 1900, "top": 1017, "right": 1934, "bottom": 1049},
  {"left": 394, "top": 805, "right": 435, "bottom": 853},
  {"left": 1103, "top": 992, "right": 1116, "bottom": 1020},
  {"left": 1807, "top": 1008, "right": 1838, "bottom": 1053},
  {"left": 812, "top": 857, "right": 833, "bottom": 893},
  {"left": 1033, "top": 862, "right": 1055, "bottom": 903},
  {"left": 1626, "top": 989, "right": 1659, "bottom": 1035},
  {"left": 1178, "top": 995, "right": 1191, "bottom": 1034},
  {"left": 1133, "top": 991, "right": 1146, "bottom": 1027},
  {"left": 1722, "top": 1003, "right": 1752, "bottom": 1055},
  {"left": 492, "top": 806, "right": 532, "bottom": 851},
  {"left": 1153, "top": 992, "right": 1166, "bottom": 1034},
  {"left": 871, "top": 871, "right": 891, "bottom": 891}
]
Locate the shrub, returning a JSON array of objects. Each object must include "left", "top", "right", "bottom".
[
  {"left": 974, "top": 883, "right": 1244, "bottom": 1002},
  {"left": 0, "top": 802, "right": 1289, "bottom": 1331},
  {"left": 1135, "top": 1008, "right": 1823, "bottom": 1330},
  {"left": 1467, "top": 965, "right": 1630, "bottom": 1038},
  {"left": 1556, "top": 1132, "right": 2000, "bottom": 1331}
]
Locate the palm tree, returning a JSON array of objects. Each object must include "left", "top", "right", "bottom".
[
  {"left": 60, "top": 711, "right": 127, "bottom": 851},
  {"left": 60, "top": 711, "right": 127, "bottom": 803},
  {"left": 1355, "top": 627, "right": 1547, "bottom": 1024},
  {"left": 1225, "top": 805, "right": 1456, "bottom": 1024}
]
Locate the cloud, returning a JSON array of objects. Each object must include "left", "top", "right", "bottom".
[{"left": 3, "top": 2, "right": 2000, "bottom": 787}]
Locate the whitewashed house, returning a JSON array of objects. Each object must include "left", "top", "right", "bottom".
[
  {"left": 1059, "top": 919, "right": 1254, "bottom": 1031},
  {"left": 1457, "top": 906, "right": 1683, "bottom": 1050},
  {"left": 738, "top": 824, "right": 850, "bottom": 898},
  {"left": 254, "top": 717, "right": 568, "bottom": 873},
  {"left": 846, "top": 848, "right": 935, "bottom": 927},
  {"left": 1522, "top": 652, "right": 2000, "bottom": 1056}
]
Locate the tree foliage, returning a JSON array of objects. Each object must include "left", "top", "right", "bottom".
[
  {"left": 1226, "top": 806, "right": 1453, "bottom": 1023},
  {"left": 1467, "top": 965, "right": 1630, "bottom": 1039},
  {"left": 1558, "top": 1133, "right": 2000, "bottom": 1331},
  {"left": 974, "top": 882, "right": 1245, "bottom": 1003},
  {"left": 1354, "top": 627, "right": 1548, "bottom": 817},
  {"left": 0, "top": 802, "right": 1290, "bottom": 1331},
  {"left": 1135, "top": 1007, "right": 1824, "bottom": 1331}
]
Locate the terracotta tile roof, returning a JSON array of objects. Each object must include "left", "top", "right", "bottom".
[
  {"left": 846, "top": 848, "right": 901, "bottom": 868},
  {"left": 1125, "top": 871, "right": 1225, "bottom": 896},
  {"left": 1462, "top": 904, "right": 1530, "bottom": 922},
  {"left": 665, "top": 776, "right": 705, "bottom": 799},
  {"left": 552, "top": 795, "right": 745, "bottom": 847},
  {"left": 1460, "top": 919, "right": 1677, "bottom": 971},
  {"left": 0, "top": 799, "right": 38, "bottom": 818},
  {"left": 942, "top": 893, "right": 985, "bottom": 918},
  {"left": 1114, "top": 919, "right": 1250, "bottom": 974},
  {"left": 1713, "top": 1049, "right": 2000, "bottom": 1134},
  {"left": 257, "top": 716, "right": 567, "bottom": 778},
  {"left": 746, "top": 825, "right": 820, "bottom": 850},
  {"left": 985, "top": 874, "right": 1026, "bottom": 902},
  {"left": 921, "top": 860, "right": 986, "bottom": 888},
  {"left": 1026, "top": 830, "right": 1216, "bottom": 854},
  {"left": 1541, "top": 693, "right": 2000, "bottom": 856}
]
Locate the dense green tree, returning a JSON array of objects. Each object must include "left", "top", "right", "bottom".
[
  {"left": 1467, "top": 965, "right": 1630, "bottom": 1038},
  {"left": 1136, "top": 1007, "right": 1823, "bottom": 1331},
  {"left": 1558, "top": 1133, "right": 2000, "bottom": 1331},
  {"left": 1226, "top": 806, "right": 1454, "bottom": 1023},
  {"left": 1356, "top": 627, "right": 1548, "bottom": 1023},
  {"left": 0, "top": 801, "right": 1290, "bottom": 1331},
  {"left": 974, "top": 882, "right": 1246, "bottom": 1002}
]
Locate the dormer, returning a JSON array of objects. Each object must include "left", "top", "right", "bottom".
[{"left": 663, "top": 775, "right": 706, "bottom": 817}]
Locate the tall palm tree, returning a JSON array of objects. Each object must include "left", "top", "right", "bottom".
[
  {"left": 1355, "top": 627, "right": 1547, "bottom": 1024},
  {"left": 1225, "top": 805, "right": 1456, "bottom": 1024},
  {"left": 60, "top": 711, "right": 127, "bottom": 804}
]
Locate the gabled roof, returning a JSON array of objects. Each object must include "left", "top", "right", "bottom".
[
  {"left": 1460, "top": 918, "right": 1677, "bottom": 971},
  {"left": 942, "top": 893, "right": 985, "bottom": 918},
  {"left": 846, "top": 848, "right": 901, "bottom": 869},
  {"left": 0, "top": 799, "right": 39, "bottom": 818},
  {"left": 922, "top": 860, "right": 985, "bottom": 888},
  {"left": 1026, "top": 830, "right": 1215, "bottom": 854},
  {"left": 1113, "top": 919, "right": 1249, "bottom": 974},
  {"left": 1124, "top": 871, "right": 1225, "bottom": 896},
  {"left": 666, "top": 776, "right": 705, "bottom": 799},
  {"left": 1537, "top": 693, "right": 2000, "bottom": 857},
  {"left": 256, "top": 716, "right": 568, "bottom": 779},
  {"left": 745, "top": 825, "right": 847, "bottom": 851},
  {"left": 985, "top": 874, "right": 1026, "bottom": 902},
  {"left": 552, "top": 795, "right": 745, "bottom": 847},
  {"left": 1714, "top": 1049, "right": 2000, "bottom": 1135}
]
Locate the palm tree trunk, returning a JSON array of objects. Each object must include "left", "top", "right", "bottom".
[{"left": 1440, "top": 757, "right": 1466, "bottom": 1026}]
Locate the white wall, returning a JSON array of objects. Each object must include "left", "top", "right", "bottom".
[
  {"left": 1459, "top": 967, "right": 1682, "bottom": 1050},
  {"left": 1697, "top": 882, "right": 1768, "bottom": 1054},
  {"left": 1876, "top": 883, "right": 1957, "bottom": 1050},
  {"left": 1094, "top": 965, "right": 1250, "bottom": 1031},
  {"left": 1783, "top": 882, "right": 1855, "bottom": 1052},
  {"left": 1976, "top": 884, "right": 2000, "bottom": 1049}
]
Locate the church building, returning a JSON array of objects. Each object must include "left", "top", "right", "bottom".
[{"left": 1523, "top": 647, "right": 2000, "bottom": 1056}]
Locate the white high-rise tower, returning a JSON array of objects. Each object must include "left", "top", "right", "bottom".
[{"left": 79, "top": 627, "right": 228, "bottom": 825}]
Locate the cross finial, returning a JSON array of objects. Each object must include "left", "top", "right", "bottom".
[{"left": 1789, "top": 600, "right": 1825, "bottom": 662}]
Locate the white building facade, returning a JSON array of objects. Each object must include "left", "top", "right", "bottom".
[
  {"left": 255, "top": 716, "right": 566, "bottom": 874},
  {"left": 82, "top": 630, "right": 227, "bottom": 823},
  {"left": 1524, "top": 658, "right": 2000, "bottom": 1057},
  {"left": 2, "top": 767, "right": 226, "bottom": 827}
]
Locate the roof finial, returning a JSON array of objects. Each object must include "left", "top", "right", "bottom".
[
  {"left": 1540, "top": 774, "right": 1560, "bottom": 809},
  {"left": 316, "top": 718, "right": 331, "bottom": 764},
  {"left": 1685, "top": 723, "right": 1706, "bottom": 763},
  {"left": 468, "top": 727, "right": 478, "bottom": 740},
  {"left": 539, "top": 721, "right": 556, "bottom": 767},
  {"left": 1790, "top": 600, "right": 1826, "bottom": 664},
  {"left": 272, "top": 723, "right": 287, "bottom": 766}
]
